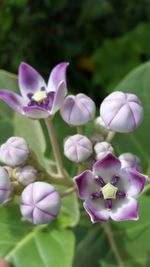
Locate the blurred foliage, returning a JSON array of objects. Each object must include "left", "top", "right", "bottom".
[{"left": 0, "top": 0, "right": 150, "bottom": 100}]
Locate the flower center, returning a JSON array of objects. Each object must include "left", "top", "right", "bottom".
[
  {"left": 91, "top": 175, "right": 126, "bottom": 210},
  {"left": 32, "top": 91, "right": 48, "bottom": 103},
  {"left": 101, "top": 183, "right": 118, "bottom": 199}
]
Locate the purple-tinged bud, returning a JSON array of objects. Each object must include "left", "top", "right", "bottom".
[
  {"left": 0, "top": 137, "right": 29, "bottom": 166},
  {"left": 119, "top": 152, "right": 141, "bottom": 171},
  {"left": 94, "top": 141, "right": 114, "bottom": 160},
  {"left": 94, "top": 116, "right": 108, "bottom": 135},
  {"left": 0, "top": 167, "right": 12, "bottom": 204},
  {"left": 60, "top": 93, "right": 96, "bottom": 125},
  {"left": 100, "top": 91, "right": 144, "bottom": 133},
  {"left": 64, "top": 134, "right": 93, "bottom": 163},
  {"left": 20, "top": 182, "right": 60, "bottom": 224},
  {"left": 14, "top": 165, "right": 37, "bottom": 185}
]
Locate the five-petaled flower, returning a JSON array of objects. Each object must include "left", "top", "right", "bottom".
[
  {"left": 0, "top": 62, "right": 69, "bottom": 119},
  {"left": 74, "top": 153, "right": 147, "bottom": 222}
]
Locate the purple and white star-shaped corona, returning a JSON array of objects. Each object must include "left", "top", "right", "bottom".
[{"left": 74, "top": 153, "right": 147, "bottom": 222}]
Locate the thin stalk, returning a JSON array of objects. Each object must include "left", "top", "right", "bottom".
[
  {"left": 61, "top": 187, "right": 76, "bottom": 197},
  {"left": 102, "top": 223, "right": 124, "bottom": 267},
  {"left": 76, "top": 125, "right": 84, "bottom": 135},
  {"left": 45, "top": 118, "right": 65, "bottom": 177},
  {"left": 105, "top": 131, "right": 116, "bottom": 143}
]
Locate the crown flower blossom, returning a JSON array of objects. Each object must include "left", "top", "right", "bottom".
[
  {"left": 74, "top": 153, "right": 147, "bottom": 222},
  {"left": 100, "top": 91, "right": 144, "bottom": 133},
  {"left": 0, "top": 62, "right": 69, "bottom": 119},
  {"left": 60, "top": 93, "right": 96, "bottom": 126}
]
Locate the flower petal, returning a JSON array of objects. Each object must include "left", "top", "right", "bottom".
[
  {"left": 74, "top": 170, "right": 99, "bottom": 200},
  {"left": 119, "top": 168, "right": 148, "bottom": 197},
  {"left": 84, "top": 198, "right": 109, "bottom": 223},
  {"left": 47, "top": 62, "right": 69, "bottom": 93},
  {"left": 93, "top": 153, "right": 121, "bottom": 183},
  {"left": 23, "top": 106, "right": 50, "bottom": 119},
  {"left": 50, "top": 82, "right": 67, "bottom": 115},
  {"left": 19, "top": 62, "right": 46, "bottom": 99},
  {"left": 110, "top": 197, "right": 138, "bottom": 221},
  {"left": 0, "top": 89, "right": 26, "bottom": 114}
]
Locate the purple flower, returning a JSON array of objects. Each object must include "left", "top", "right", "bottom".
[
  {"left": 0, "top": 62, "right": 69, "bottom": 119},
  {"left": 74, "top": 153, "right": 147, "bottom": 222}
]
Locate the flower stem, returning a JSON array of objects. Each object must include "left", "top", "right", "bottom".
[
  {"left": 60, "top": 187, "right": 76, "bottom": 197},
  {"left": 76, "top": 125, "right": 84, "bottom": 135},
  {"left": 105, "top": 131, "right": 116, "bottom": 143},
  {"left": 45, "top": 117, "right": 65, "bottom": 177},
  {"left": 102, "top": 223, "right": 124, "bottom": 267}
]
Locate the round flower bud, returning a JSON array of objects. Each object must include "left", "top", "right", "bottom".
[
  {"left": 64, "top": 134, "right": 93, "bottom": 163},
  {"left": 94, "top": 116, "right": 108, "bottom": 135},
  {"left": 0, "top": 136, "right": 29, "bottom": 166},
  {"left": 94, "top": 141, "right": 114, "bottom": 160},
  {"left": 13, "top": 165, "right": 37, "bottom": 185},
  {"left": 0, "top": 167, "right": 12, "bottom": 204},
  {"left": 60, "top": 93, "right": 96, "bottom": 126},
  {"left": 119, "top": 152, "right": 141, "bottom": 171},
  {"left": 20, "top": 182, "right": 60, "bottom": 224},
  {"left": 100, "top": 91, "right": 144, "bottom": 133}
]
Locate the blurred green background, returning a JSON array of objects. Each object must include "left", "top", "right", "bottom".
[{"left": 1, "top": 0, "right": 150, "bottom": 102}]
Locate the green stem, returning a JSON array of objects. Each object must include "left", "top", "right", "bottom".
[
  {"left": 105, "top": 131, "right": 116, "bottom": 143},
  {"left": 42, "top": 173, "right": 74, "bottom": 187},
  {"left": 102, "top": 223, "right": 124, "bottom": 267},
  {"left": 60, "top": 187, "right": 76, "bottom": 197},
  {"left": 76, "top": 125, "right": 84, "bottom": 135},
  {"left": 45, "top": 117, "right": 65, "bottom": 177}
]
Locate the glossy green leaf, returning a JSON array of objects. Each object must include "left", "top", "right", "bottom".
[
  {"left": 14, "top": 113, "right": 47, "bottom": 167},
  {"left": 0, "top": 204, "right": 75, "bottom": 267}
]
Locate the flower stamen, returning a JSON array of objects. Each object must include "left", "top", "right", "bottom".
[{"left": 32, "top": 91, "right": 48, "bottom": 103}]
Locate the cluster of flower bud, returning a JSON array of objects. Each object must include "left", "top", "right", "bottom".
[{"left": 0, "top": 136, "right": 61, "bottom": 225}]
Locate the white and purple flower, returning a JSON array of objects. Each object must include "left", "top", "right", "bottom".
[
  {"left": 0, "top": 62, "right": 69, "bottom": 119},
  {"left": 74, "top": 153, "right": 147, "bottom": 222}
]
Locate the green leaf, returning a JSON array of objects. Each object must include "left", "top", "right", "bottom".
[
  {"left": 0, "top": 204, "right": 75, "bottom": 267},
  {"left": 112, "top": 61, "right": 150, "bottom": 172},
  {"left": 59, "top": 192, "right": 80, "bottom": 227},
  {"left": 13, "top": 113, "right": 47, "bottom": 168}
]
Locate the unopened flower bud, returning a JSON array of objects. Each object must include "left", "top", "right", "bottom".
[
  {"left": 20, "top": 182, "right": 60, "bottom": 224},
  {"left": 14, "top": 165, "right": 37, "bottom": 185},
  {"left": 100, "top": 91, "right": 144, "bottom": 133},
  {"left": 0, "top": 167, "right": 12, "bottom": 204},
  {"left": 94, "top": 141, "right": 114, "bottom": 160},
  {"left": 94, "top": 116, "right": 108, "bottom": 135},
  {"left": 60, "top": 93, "right": 96, "bottom": 125},
  {"left": 0, "top": 137, "right": 29, "bottom": 166},
  {"left": 64, "top": 134, "right": 93, "bottom": 162},
  {"left": 119, "top": 152, "right": 141, "bottom": 171}
]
